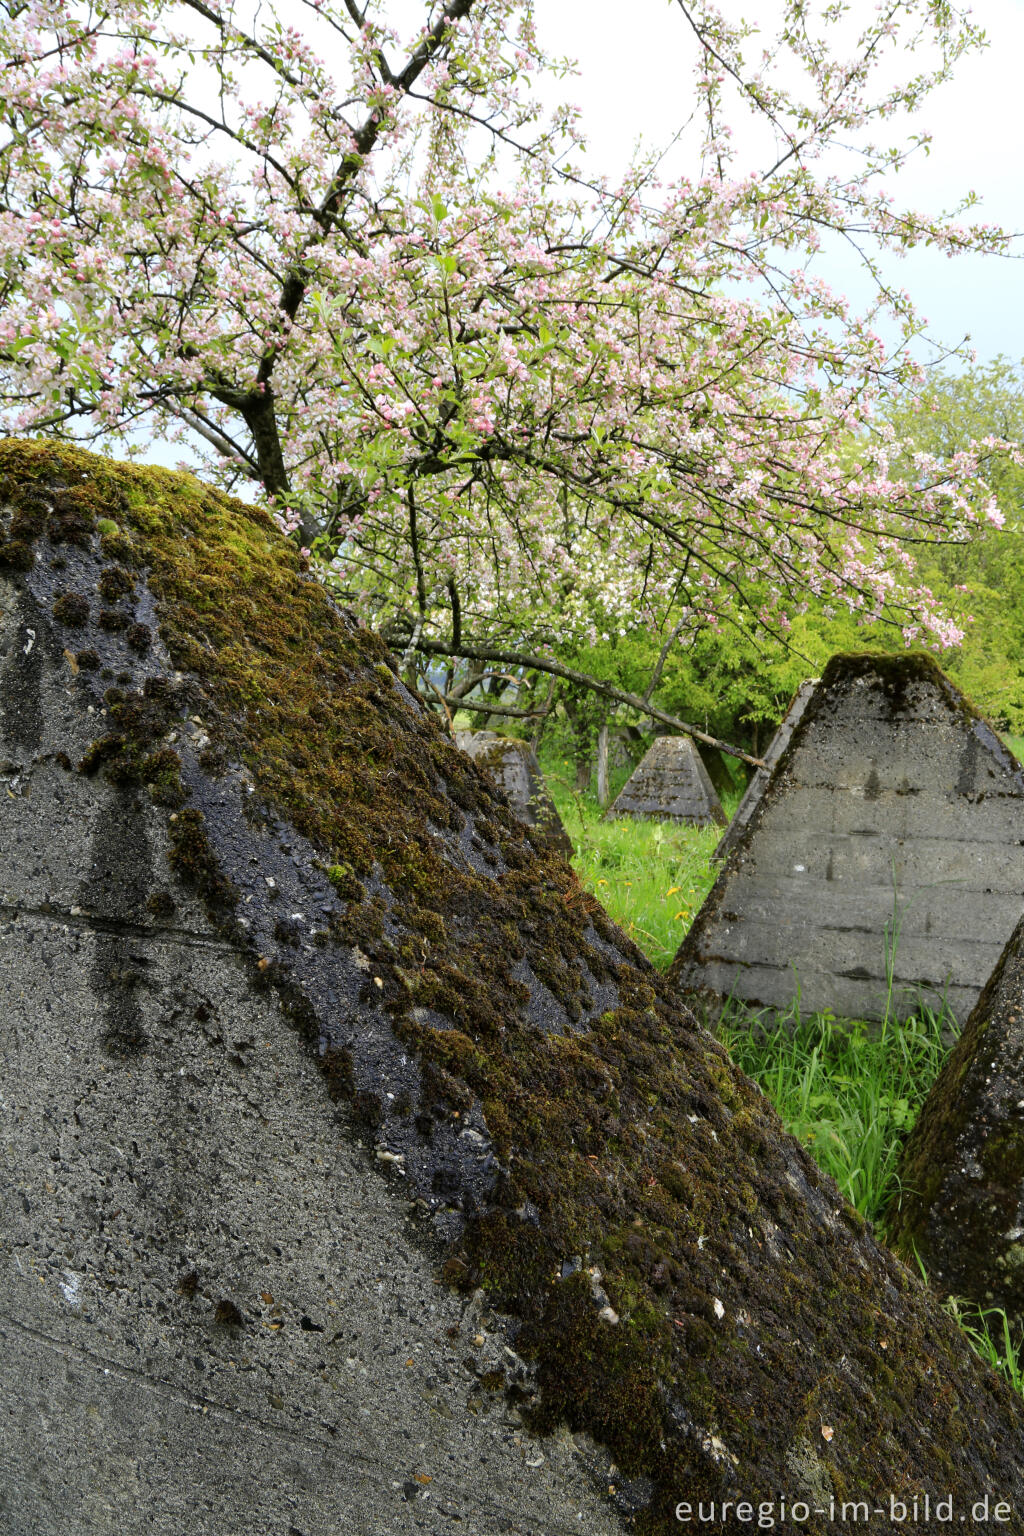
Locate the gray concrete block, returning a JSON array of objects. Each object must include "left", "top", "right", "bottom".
[
  {"left": 606, "top": 735, "right": 726, "bottom": 826},
  {"left": 5, "top": 446, "right": 1024, "bottom": 1531},
  {"left": 673, "top": 654, "right": 1024, "bottom": 1023},
  {"left": 455, "top": 732, "right": 574, "bottom": 858},
  {"left": 0, "top": 907, "right": 615, "bottom": 1536}
]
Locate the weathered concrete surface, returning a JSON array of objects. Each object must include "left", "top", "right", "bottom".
[
  {"left": 3, "top": 445, "right": 1024, "bottom": 1535},
  {"left": 455, "top": 731, "right": 574, "bottom": 859},
  {"left": 890, "top": 913, "right": 1024, "bottom": 1323},
  {"left": 672, "top": 655, "right": 1024, "bottom": 1024},
  {"left": 713, "top": 680, "right": 816, "bottom": 864},
  {"left": 606, "top": 736, "right": 726, "bottom": 827},
  {"left": 0, "top": 596, "right": 620, "bottom": 1533},
  {"left": 1, "top": 899, "right": 620, "bottom": 1535}
]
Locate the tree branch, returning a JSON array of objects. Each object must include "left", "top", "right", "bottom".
[
  {"left": 441, "top": 694, "right": 554, "bottom": 721},
  {"left": 643, "top": 617, "right": 686, "bottom": 705},
  {"left": 164, "top": 400, "right": 260, "bottom": 475},
  {"left": 417, "top": 637, "right": 764, "bottom": 767}
]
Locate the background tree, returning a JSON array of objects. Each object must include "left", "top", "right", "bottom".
[{"left": 0, "top": 0, "right": 1012, "bottom": 758}]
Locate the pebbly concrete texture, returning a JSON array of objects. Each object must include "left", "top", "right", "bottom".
[
  {"left": 454, "top": 731, "right": 574, "bottom": 859},
  {"left": 713, "top": 680, "right": 816, "bottom": 864},
  {"left": 605, "top": 736, "right": 726, "bottom": 827},
  {"left": 3, "top": 444, "right": 1024, "bottom": 1535},
  {"left": 672, "top": 654, "right": 1024, "bottom": 1024},
  {"left": 890, "top": 911, "right": 1024, "bottom": 1325}
]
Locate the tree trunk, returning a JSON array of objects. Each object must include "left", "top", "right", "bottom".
[
  {"left": 695, "top": 741, "right": 732, "bottom": 798},
  {"left": 596, "top": 721, "right": 609, "bottom": 807}
]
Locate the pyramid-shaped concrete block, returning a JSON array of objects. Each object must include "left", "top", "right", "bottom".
[
  {"left": 455, "top": 730, "right": 574, "bottom": 858},
  {"left": 606, "top": 735, "right": 727, "bottom": 826},
  {"left": 672, "top": 654, "right": 1024, "bottom": 1024},
  {"left": 891, "top": 912, "right": 1024, "bottom": 1323},
  {"left": 713, "top": 680, "right": 816, "bottom": 863},
  {"left": 2, "top": 446, "right": 1023, "bottom": 1529}
]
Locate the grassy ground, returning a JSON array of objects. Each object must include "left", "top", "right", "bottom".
[
  {"left": 541, "top": 750, "right": 1024, "bottom": 1393},
  {"left": 544, "top": 753, "right": 739, "bottom": 969}
]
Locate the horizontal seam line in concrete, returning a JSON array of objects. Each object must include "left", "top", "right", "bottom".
[
  {"left": 694, "top": 927, "right": 1009, "bottom": 950},
  {"left": 0, "top": 902, "right": 241, "bottom": 954},
  {"left": 0, "top": 1312, "right": 604, "bottom": 1534},
  {"left": 682, "top": 953, "right": 968, "bottom": 979}
]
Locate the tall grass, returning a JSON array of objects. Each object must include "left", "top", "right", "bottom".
[
  {"left": 943, "top": 1298, "right": 1024, "bottom": 1395},
  {"left": 720, "top": 1003, "right": 950, "bottom": 1225}
]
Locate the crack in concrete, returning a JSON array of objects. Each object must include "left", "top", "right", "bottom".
[
  {"left": 0, "top": 902, "right": 242, "bottom": 955},
  {"left": 0, "top": 1308, "right": 375, "bottom": 1459}
]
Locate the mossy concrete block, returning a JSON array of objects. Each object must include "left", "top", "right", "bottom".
[
  {"left": 891, "top": 912, "right": 1024, "bottom": 1322},
  {"left": 606, "top": 736, "right": 726, "bottom": 827},
  {"left": 455, "top": 730, "right": 574, "bottom": 859},
  {"left": 672, "top": 654, "right": 1024, "bottom": 1024},
  {"left": 2, "top": 444, "right": 1024, "bottom": 1532}
]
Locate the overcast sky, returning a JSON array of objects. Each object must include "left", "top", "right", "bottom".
[{"left": 531, "top": 0, "right": 1024, "bottom": 370}]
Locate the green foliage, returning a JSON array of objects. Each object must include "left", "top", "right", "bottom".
[
  {"left": 881, "top": 358, "right": 1024, "bottom": 730},
  {"left": 943, "top": 1299, "right": 1024, "bottom": 1399},
  {"left": 520, "top": 361, "right": 1024, "bottom": 747}
]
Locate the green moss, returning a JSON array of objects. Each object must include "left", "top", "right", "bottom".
[
  {"left": 167, "top": 808, "right": 238, "bottom": 913},
  {"left": 99, "top": 528, "right": 137, "bottom": 564},
  {"left": 53, "top": 592, "right": 90, "bottom": 626},
  {"left": 146, "top": 889, "right": 176, "bottom": 919},
  {"left": 325, "top": 862, "right": 364, "bottom": 902},
  {"left": 76, "top": 679, "right": 188, "bottom": 804},
  {"left": 98, "top": 565, "right": 135, "bottom": 602}
]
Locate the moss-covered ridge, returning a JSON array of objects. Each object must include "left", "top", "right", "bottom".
[
  {"left": 2, "top": 439, "right": 1023, "bottom": 1533},
  {"left": 890, "top": 913, "right": 1024, "bottom": 1313}
]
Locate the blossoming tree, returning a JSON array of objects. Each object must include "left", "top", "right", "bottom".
[{"left": 0, "top": 0, "right": 1009, "bottom": 754}]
